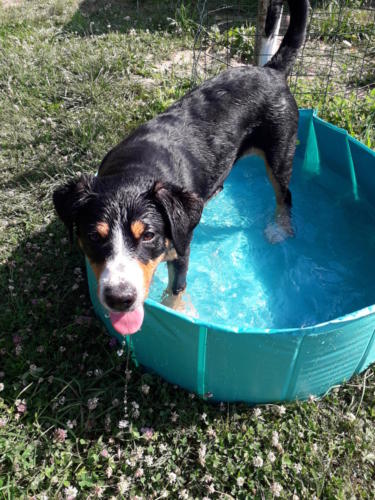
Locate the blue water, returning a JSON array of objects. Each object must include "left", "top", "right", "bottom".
[{"left": 149, "top": 155, "right": 375, "bottom": 329}]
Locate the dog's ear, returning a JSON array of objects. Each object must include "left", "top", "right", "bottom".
[
  {"left": 53, "top": 174, "right": 95, "bottom": 242},
  {"left": 153, "top": 182, "right": 204, "bottom": 256}
]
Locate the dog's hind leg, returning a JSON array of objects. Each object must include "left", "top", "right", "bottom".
[{"left": 263, "top": 142, "right": 296, "bottom": 243}]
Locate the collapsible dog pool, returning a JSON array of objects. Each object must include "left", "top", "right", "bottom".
[{"left": 86, "top": 110, "right": 375, "bottom": 403}]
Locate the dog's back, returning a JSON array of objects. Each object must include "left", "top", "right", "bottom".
[{"left": 99, "top": 0, "right": 309, "bottom": 203}]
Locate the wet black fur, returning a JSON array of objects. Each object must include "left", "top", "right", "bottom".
[{"left": 53, "top": 0, "right": 308, "bottom": 300}]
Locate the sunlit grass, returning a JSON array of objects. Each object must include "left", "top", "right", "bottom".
[{"left": 0, "top": 1, "right": 374, "bottom": 498}]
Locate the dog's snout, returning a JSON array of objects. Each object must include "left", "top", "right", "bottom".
[{"left": 104, "top": 285, "right": 137, "bottom": 311}]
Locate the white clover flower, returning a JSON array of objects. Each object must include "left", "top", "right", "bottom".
[
  {"left": 87, "top": 397, "right": 99, "bottom": 410},
  {"left": 145, "top": 455, "right": 154, "bottom": 466},
  {"left": 253, "top": 408, "right": 262, "bottom": 417},
  {"left": 132, "top": 409, "right": 140, "bottom": 419},
  {"left": 270, "top": 482, "right": 283, "bottom": 497},
  {"left": 253, "top": 455, "right": 263, "bottom": 468},
  {"left": 207, "top": 427, "right": 216, "bottom": 438},
  {"left": 346, "top": 412, "right": 356, "bottom": 422},
  {"left": 277, "top": 405, "right": 286, "bottom": 415},
  {"left": 106, "top": 466, "right": 113, "bottom": 478},
  {"left": 94, "top": 485, "right": 104, "bottom": 498},
  {"left": 267, "top": 451, "right": 276, "bottom": 463},
  {"left": 126, "top": 457, "right": 137, "bottom": 468},
  {"left": 272, "top": 431, "right": 279, "bottom": 447},
  {"left": 117, "top": 476, "right": 129, "bottom": 494},
  {"left": 198, "top": 444, "right": 207, "bottom": 466},
  {"left": 134, "top": 467, "right": 144, "bottom": 478},
  {"left": 15, "top": 399, "right": 27, "bottom": 413},
  {"left": 141, "top": 384, "right": 150, "bottom": 395},
  {"left": 237, "top": 476, "right": 245, "bottom": 487},
  {"left": 294, "top": 463, "right": 302, "bottom": 474},
  {"left": 171, "top": 411, "right": 179, "bottom": 422},
  {"left": 118, "top": 420, "right": 129, "bottom": 429},
  {"left": 64, "top": 486, "right": 78, "bottom": 499},
  {"left": 293, "top": 494, "right": 300, "bottom": 500},
  {"left": 168, "top": 472, "right": 177, "bottom": 483},
  {"left": 178, "top": 490, "right": 189, "bottom": 499},
  {"left": 206, "top": 483, "right": 215, "bottom": 494},
  {"left": 0, "top": 383, "right": 4, "bottom": 392}
]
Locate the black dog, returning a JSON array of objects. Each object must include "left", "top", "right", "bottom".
[{"left": 53, "top": 0, "right": 309, "bottom": 335}]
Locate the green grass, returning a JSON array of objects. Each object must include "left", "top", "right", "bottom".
[{"left": 1, "top": 1, "right": 375, "bottom": 498}]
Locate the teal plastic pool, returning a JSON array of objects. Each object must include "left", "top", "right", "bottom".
[{"left": 86, "top": 109, "right": 375, "bottom": 403}]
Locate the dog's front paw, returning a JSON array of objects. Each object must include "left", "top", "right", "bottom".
[{"left": 161, "top": 290, "right": 198, "bottom": 318}]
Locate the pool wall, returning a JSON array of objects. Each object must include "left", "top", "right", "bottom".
[{"left": 86, "top": 109, "right": 375, "bottom": 404}]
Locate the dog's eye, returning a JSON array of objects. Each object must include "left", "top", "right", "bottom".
[
  {"left": 89, "top": 233, "right": 101, "bottom": 242},
  {"left": 142, "top": 231, "right": 155, "bottom": 242}
]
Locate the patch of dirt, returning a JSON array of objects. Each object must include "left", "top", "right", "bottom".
[
  {"left": 131, "top": 75, "right": 156, "bottom": 89},
  {"left": 154, "top": 50, "right": 195, "bottom": 76},
  {"left": 154, "top": 48, "right": 245, "bottom": 81},
  {"left": 1, "top": 0, "right": 21, "bottom": 7}
]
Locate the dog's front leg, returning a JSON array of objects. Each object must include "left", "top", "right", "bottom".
[{"left": 161, "top": 249, "right": 192, "bottom": 312}]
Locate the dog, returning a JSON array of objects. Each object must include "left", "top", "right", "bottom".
[{"left": 53, "top": 0, "right": 309, "bottom": 335}]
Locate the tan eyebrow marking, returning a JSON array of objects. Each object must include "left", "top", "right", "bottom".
[
  {"left": 131, "top": 220, "right": 145, "bottom": 239},
  {"left": 96, "top": 222, "right": 110, "bottom": 238}
]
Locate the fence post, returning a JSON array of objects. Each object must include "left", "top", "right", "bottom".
[{"left": 254, "top": 0, "right": 283, "bottom": 66}]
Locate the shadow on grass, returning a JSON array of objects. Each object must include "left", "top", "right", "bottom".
[
  {"left": 0, "top": 218, "right": 223, "bottom": 442},
  {"left": 63, "top": 0, "right": 258, "bottom": 37},
  {"left": 63, "top": 0, "right": 187, "bottom": 36}
]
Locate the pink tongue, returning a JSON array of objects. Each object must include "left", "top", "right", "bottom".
[{"left": 109, "top": 307, "right": 144, "bottom": 335}]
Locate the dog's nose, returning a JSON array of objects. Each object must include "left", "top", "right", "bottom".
[{"left": 104, "top": 285, "right": 136, "bottom": 311}]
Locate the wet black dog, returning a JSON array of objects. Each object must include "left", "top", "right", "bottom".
[{"left": 53, "top": 0, "right": 309, "bottom": 335}]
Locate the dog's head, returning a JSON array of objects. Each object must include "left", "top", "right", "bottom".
[{"left": 53, "top": 174, "right": 204, "bottom": 335}]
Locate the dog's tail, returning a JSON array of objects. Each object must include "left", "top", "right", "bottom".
[{"left": 264, "top": 0, "right": 309, "bottom": 76}]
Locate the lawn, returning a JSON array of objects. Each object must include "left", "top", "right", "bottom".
[{"left": 0, "top": 0, "right": 375, "bottom": 498}]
